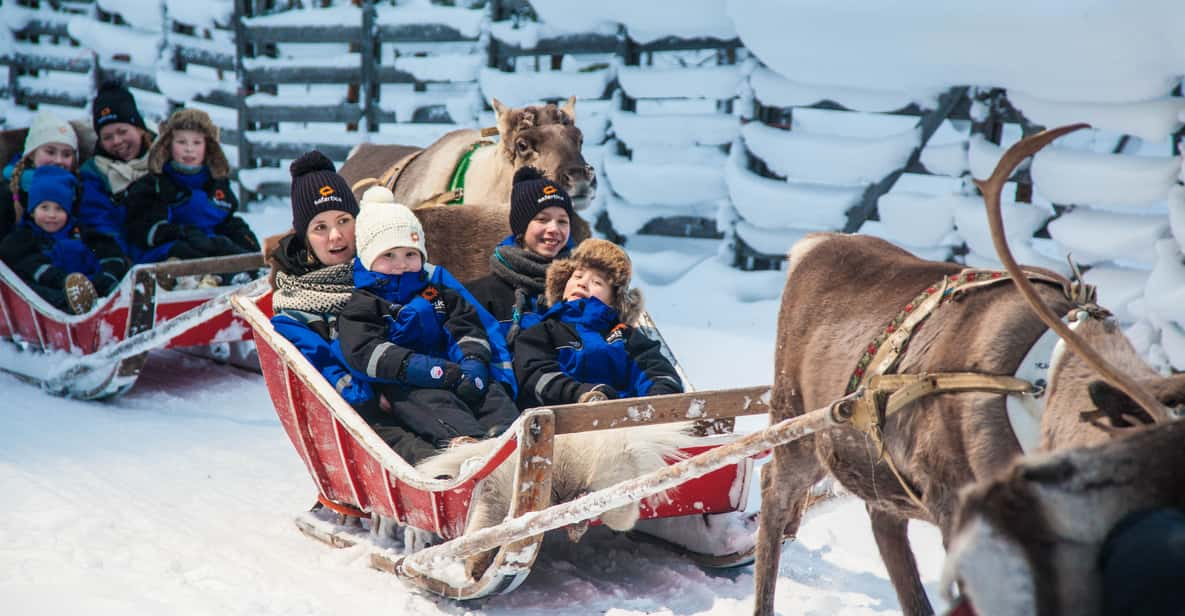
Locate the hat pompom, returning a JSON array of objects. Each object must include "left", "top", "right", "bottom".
[
  {"left": 513, "top": 165, "right": 546, "bottom": 185},
  {"left": 360, "top": 185, "right": 396, "bottom": 209},
  {"left": 290, "top": 150, "right": 336, "bottom": 179}
]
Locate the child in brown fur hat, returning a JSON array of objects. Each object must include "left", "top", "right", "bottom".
[
  {"left": 512, "top": 238, "right": 682, "bottom": 408},
  {"left": 123, "top": 108, "right": 258, "bottom": 266}
]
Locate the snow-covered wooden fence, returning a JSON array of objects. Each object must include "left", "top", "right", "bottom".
[{"left": 235, "top": 0, "right": 484, "bottom": 201}]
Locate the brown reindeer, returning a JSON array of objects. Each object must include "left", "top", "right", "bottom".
[
  {"left": 339, "top": 97, "right": 595, "bottom": 209},
  {"left": 943, "top": 407, "right": 1185, "bottom": 616},
  {"left": 334, "top": 98, "right": 594, "bottom": 282},
  {"left": 753, "top": 126, "right": 1185, "bottom": 616}
]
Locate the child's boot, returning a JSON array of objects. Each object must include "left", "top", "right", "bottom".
[{"left": 63, "top": 273, "right": 97, "bottom": 315}]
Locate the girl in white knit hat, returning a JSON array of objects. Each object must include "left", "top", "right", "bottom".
[
  {"left": 0, "top": 111, "right": 80, "bottom": 239},
  {"left": 337, "top": 186, "right": 521, "bottom": 453}
]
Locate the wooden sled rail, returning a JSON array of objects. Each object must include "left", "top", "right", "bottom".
[
  {"left": 399, "top": 392, "right": 853, "bottom": 582},
  {"left": 141, "top": 252, "right": 266, "bottom": 278},
  {"left": 542, "top": 386, "right": 772, "bottom": 435},
  {"left": 45, "top": 277, "right": 271, "bottom": 390}
]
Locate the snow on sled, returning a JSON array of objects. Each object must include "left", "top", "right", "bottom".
[
  {"left": 231, "top": 291, "right": 772, "bottom": 600},
  {"left": 0, "top": 252, "right": 268, "bottom": 399}
]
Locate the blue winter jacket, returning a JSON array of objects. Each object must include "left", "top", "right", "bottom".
[
  {"left": 513, "top": 297, "right": 682, "bottom": 408},
  {"left": 78, "top": 157, "right": 132, "bottom": 254},
  {"left": 341, "top": 259, "right": 517, "bottom": 396},
  {"left": 271, "top": 310, "right": 374, "bottom": 407}
]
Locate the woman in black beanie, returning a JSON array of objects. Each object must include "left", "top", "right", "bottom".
[
  {"left": 268, "top": 150, "right": 435, "bottom": 464},
  {"left": 78, "top": 81, "right": 155, "bottom": 257},
  {"left": 466, "top": 165, "right": 578, "bottom": 345}
]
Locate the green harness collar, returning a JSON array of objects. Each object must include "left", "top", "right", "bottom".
[{"left": 446, "top": 141, "right": 492, "bottom": 204}]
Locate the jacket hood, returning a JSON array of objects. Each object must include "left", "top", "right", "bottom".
[
  {"left": 352, "top": 257, "right": 429, "bottom": 305},
  {"left": 148, "top": 108, "right": 229, "bottom": 179}
]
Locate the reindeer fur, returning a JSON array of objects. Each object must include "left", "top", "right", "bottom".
[{"left": 417, "top": 423, "right": 697, "bottom": 577}]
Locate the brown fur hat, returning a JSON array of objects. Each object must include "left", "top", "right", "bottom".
[
  {"left": 148, "top": 108, "right": 230, "bottom": 179},
  {"left": 545, "top": 238, "right": 643, "bottom": 323}
]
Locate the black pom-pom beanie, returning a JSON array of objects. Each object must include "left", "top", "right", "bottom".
[
  {"left": 289, "top": 150, "right": 358, "bottom": 238},
  {"left": 509, "top": 166, "right": 574, "bottom": 238}
]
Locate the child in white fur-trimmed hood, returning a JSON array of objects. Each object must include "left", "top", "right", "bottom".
[{"left": 337, "top": 187, "right": 520, "bottom": 451}]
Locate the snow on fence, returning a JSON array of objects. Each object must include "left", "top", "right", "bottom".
[{"left": 236, "top": 0, "right": 485, "bottom": 201}]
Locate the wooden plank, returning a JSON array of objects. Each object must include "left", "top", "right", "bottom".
[
  {"left": 242, "top": 66, "right": 362, "bottom": 85},
  {"left": 373, "top": 66, "right": 417, "bottom": 84},
  {"left": 175, "top": 46, "right": 235, "bottom": 71},
  {"left": 633, "top": 36, "right": 742, "bottom": 53},
  {"left": 9, "top": 54, "right": 92, "bottom": 73},
  {"left": 241, "top": 25, "right": 363, "bottom": 44},
  {"left": 14, "top": 89, "right": 88, "bottom": 108},
  {"left": 248, "top": 142, "right": 354, "bottom": 161},
  {"left": 246, "top": 105, "right": 363, "bottom": 124},
  {"left": 376, "top": 23, "right": 473, "bottom": 43},
  {"left": 547, "top": 386, "right": 771, "bottom": 435}
]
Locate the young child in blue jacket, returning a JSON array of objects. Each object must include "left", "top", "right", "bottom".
[
  {"left": 338, "top": 189, "right": 520, "bottom": 450},
  {"left": 513, "top": 238, "right": 683, "bottom": 408},
  {"left": 124, "top": 108, "right": 258, "bottom": 267},
  {"left": 0, "top": 166, "right": 128, "bottom": 314}
]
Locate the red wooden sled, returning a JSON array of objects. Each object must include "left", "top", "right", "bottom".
[
  {"left": 0, "top": 253, "right": 266, "bottom": 398},
  {"left": 231, "top": 290, "right": 772, "bottom": 599}
]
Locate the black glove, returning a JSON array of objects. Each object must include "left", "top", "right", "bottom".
[
  {"left": 149, "top": 222, "right": 184, "bottom": 246},
  {"left": 398, "top": 353, "right": 461, "bottom": 390},
  {"left": 454, "top": 356, "right": 490, "bottom": 407},
  {"left": 180, "top": 225, "right": 219, "bottom": 255},
  {"left": 577, "top": 383, "right": 619, "bottom": 403}
]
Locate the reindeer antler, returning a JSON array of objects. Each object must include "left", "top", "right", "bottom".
[{"left": 976, "top": 123, "right": 1170, "bottom": 424}]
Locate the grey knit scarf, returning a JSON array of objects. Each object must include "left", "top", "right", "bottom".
[
  {"left": 490, "top": 243, "right": 569, "bottom": 344},
  {"left": 272, "top": 263, "right": 355, "bottom": 314}
]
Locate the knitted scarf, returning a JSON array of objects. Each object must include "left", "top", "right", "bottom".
[
  {"left": 490, "top": 243, "right": 568, "bottom": 344},
  {"left": 93, "top": 151, "right": 151, "bottom": 194},
  {"left": 272, "top": 263, "right": 355, "bottom": 314}
]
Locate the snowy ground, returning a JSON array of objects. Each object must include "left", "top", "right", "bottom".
[{"left": 0, "top": 226, "right": 945, "bottom": 615}]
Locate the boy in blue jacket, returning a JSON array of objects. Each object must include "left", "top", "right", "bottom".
[
  {"left": 513, "top": 239, "right": 682, "bottom": 408},
  {"left": 124, "top": 108, "right": 258, "bottom": 268},
  {"left": 338, "top": 191, "right": 520, "bottom": 450},
  {"left": 0, "top": 166, "right": 128, "bottom": 314}
]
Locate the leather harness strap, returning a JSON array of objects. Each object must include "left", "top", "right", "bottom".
[{"left": 839, "top": 267, "right": 1093, "bottom": 512}]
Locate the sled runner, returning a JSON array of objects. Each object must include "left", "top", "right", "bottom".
[
  {"left": 232, "top": 288, "right": 774, "bottom": 600},
  {"left": 0, "top": 252, "right": 267, "bottom": 399}
]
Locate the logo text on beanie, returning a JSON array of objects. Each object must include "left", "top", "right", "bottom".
[{"left": 314, "top": 184, "right": 343, "bottom": 205}]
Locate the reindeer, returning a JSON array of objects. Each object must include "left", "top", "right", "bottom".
[
  {"left": 336, "top": 97, "right": 595, "bottom": 282},
  {"left": 752, "top": 125, "right": 1185, "bottom": 616}
]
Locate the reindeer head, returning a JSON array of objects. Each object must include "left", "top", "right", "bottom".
[{"left": 492, "top": 97, "right": 596, "bottom": 210}]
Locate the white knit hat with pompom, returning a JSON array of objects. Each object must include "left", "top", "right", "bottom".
[{"left": 355, "top": 186, "right": 427, "bottom": 269}]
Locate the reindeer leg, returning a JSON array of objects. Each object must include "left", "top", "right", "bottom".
[
  {"left": 869, "top": 507, "right": 933, "bottom": 616},
  {"left": 753, "top": 438, "right": 822, "bottom": 616}
]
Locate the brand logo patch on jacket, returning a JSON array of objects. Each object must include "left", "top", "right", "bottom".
[
  {"left": 605, "top": 323, "right": 627, "bottom": 345},
  {"left": 420, "top": 285, "right": 446, "bottom": 313},
  {"left": 211, "top": 188, "right": 233, "bottom": 210}
]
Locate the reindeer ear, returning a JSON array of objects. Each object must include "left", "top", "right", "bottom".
[
  {"left": 1088, "top": 380, "right": 1154, "bottom": 427},
  {"left": 492, "top": 98, "right": 512, "bottom": 137},
  {"left": 559, "top": 96, "right": 577, "bottom": 123}
]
